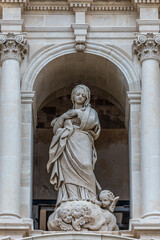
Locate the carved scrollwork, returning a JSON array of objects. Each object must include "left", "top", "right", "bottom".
[
  {"left": 134, "top": 33, "right": 160, "bottom": 62},
  {"left": 0, "top": 33, "right": 28, "bottom": 63}
]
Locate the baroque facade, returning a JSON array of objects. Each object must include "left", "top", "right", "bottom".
[{"left": 0, "top": 0, "right": 160, "bottom": 239}]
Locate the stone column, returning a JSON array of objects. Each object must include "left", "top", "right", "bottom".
[
  {"left": 0, "top": 33, "right": 27, "bottom": 218},
  {"left": 134, "top": 33, "right": 160, "bottom": 219}
]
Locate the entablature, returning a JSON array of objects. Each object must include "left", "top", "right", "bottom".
[{"left": 1, "top": 0, "right": 160, "bottom": 10}]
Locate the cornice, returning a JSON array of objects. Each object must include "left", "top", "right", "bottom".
[
  {"left": 26, "top": 4, "right": 70, "bottom": 11},
  {"left": 0, "top": 0, "right": 135, "bottom": 12},
  {"left": 134, "top": 0, "right": 160, "bottom": 3},
  {"left": 0, "top": 0, "right": 30, "bottom": 11},
  {"left": 132, "top": 0, "right": 160, "bottom": 8},
  {"left": 68, "top": 0, "right": 93, "bottom": 9},
  {"left": 91, "top": 4, "right": 134, "bottom": 11},
  {"left": 1, "top": 0, "right": 27, "bottom": 2},
  {"left": 24, "top": 0, "right": 135, "bottom": 12}
]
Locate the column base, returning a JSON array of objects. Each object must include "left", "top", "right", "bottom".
[
  {"left": 141, "top": 211, "right": 160, "bottom": 219},
  {"left": 0, "top": 213, "right": 21, "bottom": 219},
  {"left": 130, "top": 217, "right": 160, "bottom": 239},
  {"left": 0, "top": 217, "right": 33, "bottom": 240}
]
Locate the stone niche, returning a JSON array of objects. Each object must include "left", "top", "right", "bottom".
[{"left": 33, "top": 87, "right": 129, "bottom": 229}]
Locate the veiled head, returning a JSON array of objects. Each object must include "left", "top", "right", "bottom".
[{"left": 71, "top": 85, "right": 91, "bottom": 109}]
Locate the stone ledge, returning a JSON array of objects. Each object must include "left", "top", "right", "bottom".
[
  {"left": 130, "top": 218, "right": 160, "bottom": 239},
  {"left": 0, "top": 218, "right": 33, "bottom": 240},
  {"left": 21, "top": 232, "right": 137, "bottom": 240}
]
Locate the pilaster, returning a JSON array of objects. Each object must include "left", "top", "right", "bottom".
[
  {"left": 127, "top": 92, "right": 141, "bottom": 220},
  {"left": 21, "top": 92, "right": 35, "bottom": 219}
]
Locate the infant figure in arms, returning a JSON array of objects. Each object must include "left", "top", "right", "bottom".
[{"left": 47, "top": 85, "right": 119, "bottom": 232}]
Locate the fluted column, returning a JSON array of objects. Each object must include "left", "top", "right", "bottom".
[
  {"left": 0, "top": 33, "right": 27, "bottom": 218},
  {"left": 134, "top": 33, "right": 160, "bottom": 219}
]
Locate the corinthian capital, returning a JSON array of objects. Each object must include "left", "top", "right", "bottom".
[
  {"left": 0, "top": 33, "right": 27, "bottom": 63},
  {"left": 134, "top": 33, "right": 160, "bottom": 62}
]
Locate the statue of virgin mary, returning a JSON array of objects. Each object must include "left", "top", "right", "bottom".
[{"left": 47, "top": 85, "right": 101, "bottom": 206}]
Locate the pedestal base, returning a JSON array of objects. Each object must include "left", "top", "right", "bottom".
[
  {"left": 130, "top": 217, "right": 160, "bottom": 240},
  {"left": 0, "top": 217, "right": 33, "bottom": 240},
  {"left": 17, "top": 232, "right": 136, "bottom": 240},
  {"left": 48, "top": 200, "right": 119, "bottom": 232}
]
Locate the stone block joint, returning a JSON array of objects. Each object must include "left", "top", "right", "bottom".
[
  {"left": 134, "top": 33, "right": 160, "bottom": 62},
  {"left": 0, "top": 33, "right": 27, "bottom": 63}
]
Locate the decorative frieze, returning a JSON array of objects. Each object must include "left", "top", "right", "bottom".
[
  {"left": 0, "top": 33, "right": 27, "bottom": 62},
  {"left": 134, "top": 33, "right": 160, "bottom": 62}
]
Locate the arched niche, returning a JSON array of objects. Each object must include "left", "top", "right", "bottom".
[
  {"left": 20, "top": 42, "right": 140, "bottom": 229},
  {"left": 21, "top": 41, "right": 140, "bottom": 114}
]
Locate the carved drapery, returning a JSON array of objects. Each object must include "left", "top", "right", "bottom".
[
  {"left": 0, "top": 33, "right": 27, "bottom": 63},
  {"left": 134, "top": 33, "right": 160, "bottom": 62}
]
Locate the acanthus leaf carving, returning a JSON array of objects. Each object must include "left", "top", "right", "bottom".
[
  {"left": 0, "top": 33, "right": 28, "bottom": 63},
  {"left": 134, "top": 33, "right": 160, "bottom": 62}
]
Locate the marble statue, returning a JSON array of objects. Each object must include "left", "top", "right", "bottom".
[{"left": 47, "top": 85, "right": 119, "bottom": 231}]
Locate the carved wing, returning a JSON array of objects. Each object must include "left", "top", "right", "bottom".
[{"left": 109, "top": 196, "right": 119, "bottom": 212}]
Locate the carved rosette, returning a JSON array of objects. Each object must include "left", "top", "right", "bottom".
[
  {"left": 134, "top": 33, "right": 160, "bottom": 62},
  {"left": 0, "top": 33, "right": 27, "bottom": 63},
  {"left": 75, "top": 41, "right": 86, "bottom": 52}
]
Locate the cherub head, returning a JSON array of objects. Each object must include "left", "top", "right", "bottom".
[
  {"left": 58, "top": 208, "right": 72, "bottom": 224},
  {"left": 99, "top": 190, "right": 115, "bottom": 209},
  {"left": 72, "top": 204, "right": 83, "bottom": 219}
]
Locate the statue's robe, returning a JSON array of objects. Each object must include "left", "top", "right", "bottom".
[{"left": 47, "top": 107, "right": 101, "bottom": 206}]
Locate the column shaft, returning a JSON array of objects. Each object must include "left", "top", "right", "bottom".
[
  {"left": 0, "top": 59, "right": 21, "bottom": 217},
  {"left": 141, "top": 58, "right": 160, "bottom": 217}
]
